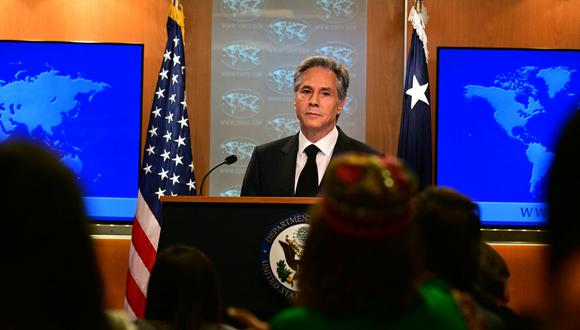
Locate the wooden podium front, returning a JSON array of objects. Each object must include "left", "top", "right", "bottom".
[{"left": 159, "top": 196, "right": 318, "bottom": 319}]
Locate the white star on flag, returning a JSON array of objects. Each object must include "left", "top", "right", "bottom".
[
  {"left": 155, "top": 87, "right": 165, "bottom": 99},
  {"left": 159, "top": 69, "right": 169, "bottom": 80},
  {"left": 163, "top": 131, "right": 172, "bottom": 142},
  {"left": 175, "top": 135, "right": 186, "bottom": 147},
  {"left": 178, "top": 116, "right": 188, "bottom": 128},
  {"left": 405, "top": 75, "right": 429, "bottom": 109},
  {"left": 187, "top": 179, "right": 196, "bottom": 191},
  {"left": 154, "top": 187, "right": 166, "bottom": 199},
  {"left": 158, "top": 168, "right": 169, "bottom": 180},
  {"left": 146, "top": 145, "right": 155, "bottom": 156},
  {"left": 143, "top": 164, "right": 152, "bottom": 175},
  {"left": 170, "top": 173, "right": 180, "bottom": 185},
  {"left": 172, "top": 54, "right": 181, "bottom": 66},
  {"left": 161, "top": 150, "right": 171, "bottom": 161},
  {"left": 172, "top": 154, "right": 183, "bottom": 166},
  {"left": 163, "top": 50, "right": 171, "bottom": 62},
  {"left": 181, "top": 94, "right": 187, "bottom": 109}
]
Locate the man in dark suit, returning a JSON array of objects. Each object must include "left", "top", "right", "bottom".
[{"left": 241, "top": 56, "right": 381, "bottom": 197}]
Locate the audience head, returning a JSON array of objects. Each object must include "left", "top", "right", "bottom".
[
  {"left": 0, "top": 140, "right": 109, "bottom": 329},
  {"left": 414, "top": 186, "right": 482, "bottom": 293},
  {"left": 474, "top": 242, "right": 510, "bottom": 307},
  {"left": 298, "top": 153, "right": 418, "bottom": 319},
  {"left": 145, "top": 244, "right": 222, "bottom": 330}
]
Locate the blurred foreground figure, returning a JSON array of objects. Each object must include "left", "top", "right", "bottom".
[
  {"left": 546, "top": 109, "right": 580, "bottom": 330},
  {"left": 0, "top": 140, "right": 122, "bottom": 330}
]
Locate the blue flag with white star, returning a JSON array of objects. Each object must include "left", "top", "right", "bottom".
[{"left": 397, "top": 8, "right": 432, "bottom": 189}]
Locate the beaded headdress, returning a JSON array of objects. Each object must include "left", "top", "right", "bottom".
[{"left": 319, "top": 154, "right": 417, "bottom": 239}]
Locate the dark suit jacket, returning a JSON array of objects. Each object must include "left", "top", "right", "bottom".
[{"left": 241, "top": 127, "right": 381, "bottom": 196}]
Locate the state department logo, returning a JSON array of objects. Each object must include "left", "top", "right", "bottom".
[
  {"left": 221, "top": 41, "right": 263, "bottom": 71},
  {"left": 221, "top": 0, "right": 263, "bottom": 22},
  {"left": 315, "top": 0, "right": 358, "bottom": 23},
  {"left": 260, "top": 213, "right": 310, "bottom": 299},
  {"left": 266, "top": 66, "right": 295, "bottom": 95},
  {"left": 220, "top": 89, "right": 264, "bottom": 119},
  {"left": 266, "top": 114, "right": 300, "bottom": 140},
  {"left": 316, "top": 42, "right": 357, "bottom": 69},
  {"left": 219, "top": 137, "right": 257, "bottom": 165},
  {"left": 267, "top": 19, "right": 310, "bottom": 47}
]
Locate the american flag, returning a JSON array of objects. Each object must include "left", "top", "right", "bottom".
[
  {"left": 397, "top": 5, "right": 432, "bottom": 189},
  {"left": 125, "top": 2, "right": 195, "bottom": 319}
]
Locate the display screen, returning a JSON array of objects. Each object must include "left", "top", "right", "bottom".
[
  {"left": 436, "top": 47, "right": 579, "bottom": 227},
  {"left": 0, "top": 40, "right": 143, "bottom": 222}
]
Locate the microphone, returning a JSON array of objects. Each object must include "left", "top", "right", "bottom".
[{"left": 198, "top": 155, "right": 238, "bottom": 196}]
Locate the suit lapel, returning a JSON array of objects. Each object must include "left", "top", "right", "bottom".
[
  {"left": 280, "top": 134, "right": 299, "bottom": 196},
  {"left": 332, "top": 127, "right": 352, "bottom": 156}
]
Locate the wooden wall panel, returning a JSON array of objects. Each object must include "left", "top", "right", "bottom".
[
  {"left": 92, "top": 237, "right": 550, "bottom": 315},
  {"left": 366, "top": 0, "right": 406, "bottom": 155},
  {"left": 93, "top": 236, "right": 131, "bottom": 310},
  {"left": 183, "top": 0, "right": 212, "bottom": 184},
  {"left": 491, "top": 243, "right": 550, "bottom": 316}
]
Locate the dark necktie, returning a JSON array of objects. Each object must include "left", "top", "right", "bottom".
[{"left": 295, "top": 144, "right": 320, "bottom": 197}]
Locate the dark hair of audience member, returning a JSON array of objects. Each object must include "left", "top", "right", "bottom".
[
  {"left": 0, "top": 140, "right": 111, "bottom": 330},
  {"left": 297, "top": 154, "right": 419, "bottom": 320},
  {"left": 414, "top": 187, "right": 482, "bottom": 293},
  {"left": 474, "top": 242, "right": 510, "bottom": 308},
  {"left": 144, "top": 245, "right": 222, "bottom": 330},
  {"left": 547, "top": 109, "right": 580, "bottom": 274}
]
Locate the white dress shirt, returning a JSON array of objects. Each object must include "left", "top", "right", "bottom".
[{"left": 294, "top": 127, "right": 339, "bottom": 194}]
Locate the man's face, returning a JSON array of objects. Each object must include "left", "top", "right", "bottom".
[{"left": 294, "top": 66, "right": 345, "bottom": 140}]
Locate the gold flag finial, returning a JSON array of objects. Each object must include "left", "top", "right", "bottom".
[{"left": 169, "top": 0, "right": 185, "bottom": 38}]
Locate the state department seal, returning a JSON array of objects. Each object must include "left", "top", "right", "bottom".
[{"left": 260, "top": 213, "right": 310, "bottom": 300}]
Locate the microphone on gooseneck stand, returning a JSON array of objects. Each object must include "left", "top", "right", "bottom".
[{"left": 198, "top": 155, "right": 238, "bottom": 196}]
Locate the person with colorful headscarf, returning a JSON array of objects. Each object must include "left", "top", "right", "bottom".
[{"left": 267, "top": 154, "right": 470, "bottom": 330}]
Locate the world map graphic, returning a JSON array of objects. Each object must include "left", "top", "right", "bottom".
[
  {"left": 0, "top": 69, "right": 109, "bottom": 176},
  {"left": 437, "top": 49, "right": 580, "bottom": 221},
  {"left": 464, "top": 65, "right": 576, "bottom": 199}
]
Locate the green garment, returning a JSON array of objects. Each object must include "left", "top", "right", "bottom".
[{"left": 270, "top": 280, "right": 469, "bottom": 330}]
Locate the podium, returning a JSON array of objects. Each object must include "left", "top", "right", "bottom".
[{"left": 158, "top": 196, "right": 318, "bottom": 319}]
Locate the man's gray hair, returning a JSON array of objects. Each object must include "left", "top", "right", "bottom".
[{"left": 293, "top": 56, "right": 349, "bottom": 100}]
